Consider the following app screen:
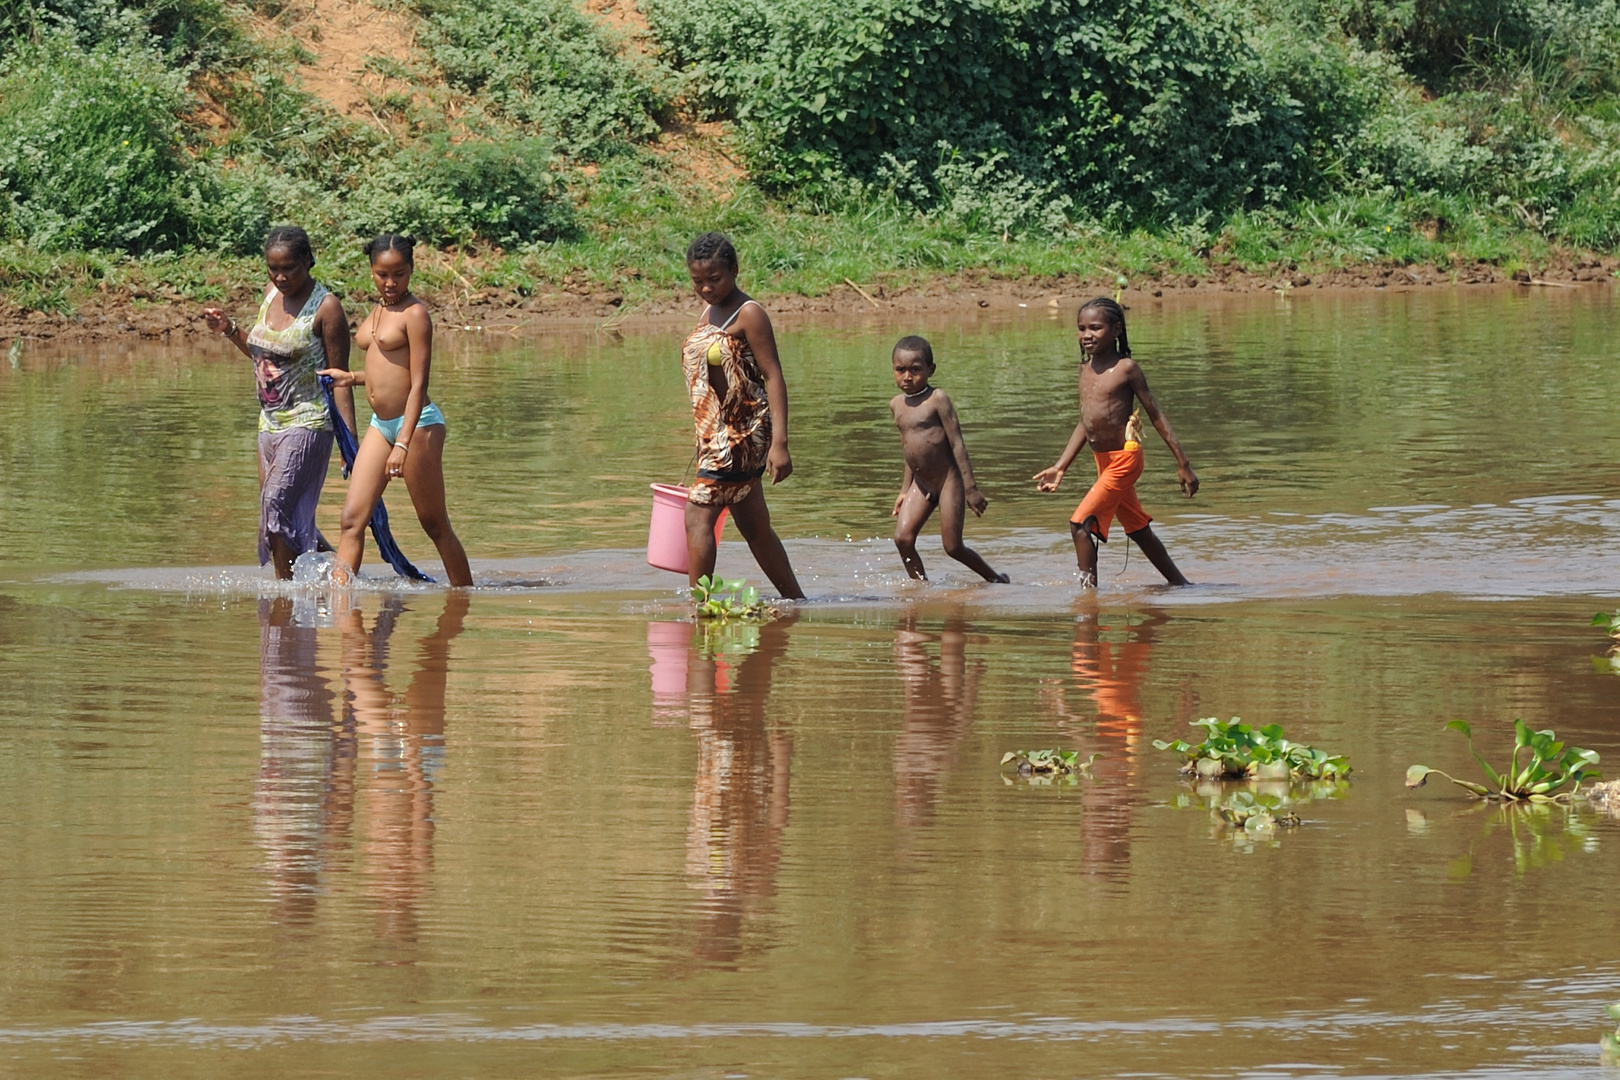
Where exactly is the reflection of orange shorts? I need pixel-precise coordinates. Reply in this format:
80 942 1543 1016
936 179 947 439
1070 442 1151 541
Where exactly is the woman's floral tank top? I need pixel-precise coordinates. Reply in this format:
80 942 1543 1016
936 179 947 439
247 283 332 434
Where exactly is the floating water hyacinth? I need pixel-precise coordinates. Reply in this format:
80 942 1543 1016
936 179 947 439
691 575 779 622
1593 610 1620 675
1407 719 1599 802
1600 1002 1620 1063
999 749 1100 787
1153 717 1351 781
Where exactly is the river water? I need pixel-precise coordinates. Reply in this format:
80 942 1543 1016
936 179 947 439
1 287 1618 1077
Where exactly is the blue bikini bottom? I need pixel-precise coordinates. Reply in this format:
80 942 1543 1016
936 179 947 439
369 402 445 443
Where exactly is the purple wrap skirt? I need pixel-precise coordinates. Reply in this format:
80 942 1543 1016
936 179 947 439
258 427 334 566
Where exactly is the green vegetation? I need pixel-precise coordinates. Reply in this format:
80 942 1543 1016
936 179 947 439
1153 717 1351 780
2 0 1619 311
999 748 1099 783
1210 790 1302 833
1594 610 1620 674
691 574 777 621
1601 1002 1620 1062
1406 719 1601 802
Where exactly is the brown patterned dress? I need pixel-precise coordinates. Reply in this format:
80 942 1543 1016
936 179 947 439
682 301 772 506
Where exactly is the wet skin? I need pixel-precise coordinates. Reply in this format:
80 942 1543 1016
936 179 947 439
888 349 1005 583
318 249 472 587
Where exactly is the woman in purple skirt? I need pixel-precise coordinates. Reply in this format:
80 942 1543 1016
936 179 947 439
202 227 356 578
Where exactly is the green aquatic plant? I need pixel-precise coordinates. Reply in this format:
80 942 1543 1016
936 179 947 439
1601 1002 1620 1063
1000 748 1099 781
691 575 778 622
1406 719 1600 802
1153 717 1351 780
1593 610 1620 675
1211 790 1301 834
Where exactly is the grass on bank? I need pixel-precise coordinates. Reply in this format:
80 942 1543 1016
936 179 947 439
3 0 1619 317
0 157 1603 319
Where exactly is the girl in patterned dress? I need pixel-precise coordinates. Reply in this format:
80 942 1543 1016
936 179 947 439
681 233 804 599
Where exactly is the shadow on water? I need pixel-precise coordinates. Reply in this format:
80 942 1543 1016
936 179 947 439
254 591 467 957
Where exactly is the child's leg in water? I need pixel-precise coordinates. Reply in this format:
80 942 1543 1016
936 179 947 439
936 472 1008 583
334 426 394 580
892 481 937 580
1071 517 1101 586
1124 525 1189 586
401 425 473 587
727 484 806 600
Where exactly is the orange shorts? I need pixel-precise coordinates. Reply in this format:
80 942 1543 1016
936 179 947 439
1070 442 1151 541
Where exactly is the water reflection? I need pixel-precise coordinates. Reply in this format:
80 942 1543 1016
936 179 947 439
893 609 982 830
253 596 339 928
1048 608 1174 878
648 615 797 968
253 592 467 952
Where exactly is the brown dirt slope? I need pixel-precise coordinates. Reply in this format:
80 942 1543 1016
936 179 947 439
256 0 419 119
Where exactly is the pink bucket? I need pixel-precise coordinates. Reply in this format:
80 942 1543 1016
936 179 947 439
647 483 727 573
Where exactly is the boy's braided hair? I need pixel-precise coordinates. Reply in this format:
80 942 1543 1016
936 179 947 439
686 231 738 271
1079 297 1131 356
264 224 315 268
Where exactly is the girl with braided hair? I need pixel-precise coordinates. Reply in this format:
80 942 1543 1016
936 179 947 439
1032 298 1199 586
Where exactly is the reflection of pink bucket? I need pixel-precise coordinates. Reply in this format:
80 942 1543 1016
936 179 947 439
648 483 727 574
647 620 694 721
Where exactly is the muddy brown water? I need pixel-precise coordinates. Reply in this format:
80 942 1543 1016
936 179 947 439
1 288 1618 1077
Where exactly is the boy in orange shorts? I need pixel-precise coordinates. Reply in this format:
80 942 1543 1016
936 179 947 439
1032 298 1199 586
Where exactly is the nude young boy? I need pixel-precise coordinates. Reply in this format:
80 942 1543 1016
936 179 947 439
1031 298 1198 586
890 335 1009 583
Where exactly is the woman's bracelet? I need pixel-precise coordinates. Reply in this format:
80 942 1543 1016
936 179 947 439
397 441 410 454
222 320 238 338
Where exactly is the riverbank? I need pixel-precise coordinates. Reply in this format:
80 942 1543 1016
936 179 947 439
5 249 1616 344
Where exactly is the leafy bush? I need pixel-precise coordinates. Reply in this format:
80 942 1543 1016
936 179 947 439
348 135 573 247
1333 0 1620 91
0 35 207 252
1333 0 1543 83
0 0 245 64
410 0 666 158
645 0 1364 225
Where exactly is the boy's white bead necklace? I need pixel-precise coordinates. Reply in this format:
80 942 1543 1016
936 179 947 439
903 385 933 404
